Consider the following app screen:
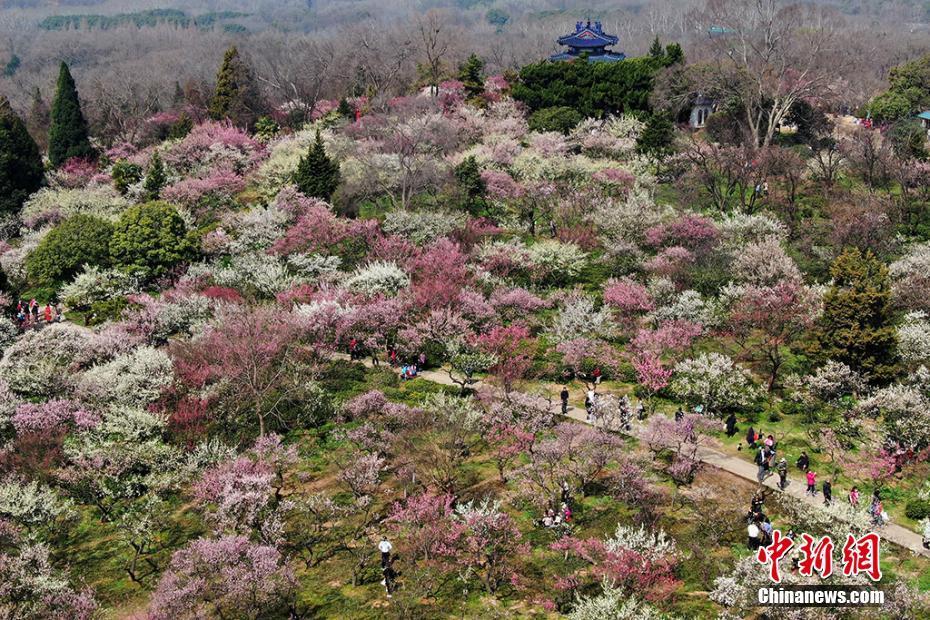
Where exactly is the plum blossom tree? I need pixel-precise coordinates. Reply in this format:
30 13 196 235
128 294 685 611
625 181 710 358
720 279 822 390
385 492 462 609
0 541 97 620
453 498 526 594
568 582 666 620
632 353 672 414
603 277 654 330
149 535 298 620
552 523 681 603
476 324 536 392
517 423 622 504
194 434 297 545
550 295 614 342
556 338 620 390
171 307 316 437
445 340 497 395
645 413 718 485
60 406 181 523
394 393 483 497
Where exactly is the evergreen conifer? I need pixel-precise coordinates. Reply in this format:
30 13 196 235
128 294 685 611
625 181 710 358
294 131 340 202
48 62 94 167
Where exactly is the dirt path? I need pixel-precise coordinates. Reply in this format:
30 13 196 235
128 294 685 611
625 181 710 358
336 354 930 557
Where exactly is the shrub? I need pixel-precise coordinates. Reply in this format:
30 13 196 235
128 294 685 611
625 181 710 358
528 106 583 134
110 202 196 279
905 499 930 520
111 160 143 195
26 214 113 287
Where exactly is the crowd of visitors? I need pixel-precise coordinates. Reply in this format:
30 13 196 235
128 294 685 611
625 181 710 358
347 340 427 381
14 298 63 330
537 480 574 533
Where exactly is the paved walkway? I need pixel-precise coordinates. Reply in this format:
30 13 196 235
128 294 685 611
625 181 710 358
337 355 930 557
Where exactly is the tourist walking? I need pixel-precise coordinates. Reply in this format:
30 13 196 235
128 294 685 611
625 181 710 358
746 426 756 449
378 536 392 569
755 447 769 482
776 458 788 490
806 470 817 496
560 386 569 415
747 521 761 550
822 480 832 505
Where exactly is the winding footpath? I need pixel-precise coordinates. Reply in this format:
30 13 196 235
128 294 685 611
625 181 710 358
337 355 930 558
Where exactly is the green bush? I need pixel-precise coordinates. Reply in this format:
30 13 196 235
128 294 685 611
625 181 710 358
111 160 142 195
528 106 583 134
905 499 930 520
110 201 196 279
26 214 113 287
87 297 128 326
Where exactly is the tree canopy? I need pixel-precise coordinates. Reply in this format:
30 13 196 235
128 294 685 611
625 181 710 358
0 96 44 216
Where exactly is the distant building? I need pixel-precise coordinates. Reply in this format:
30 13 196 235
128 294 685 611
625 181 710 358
690 94 717 129
550 20 626 63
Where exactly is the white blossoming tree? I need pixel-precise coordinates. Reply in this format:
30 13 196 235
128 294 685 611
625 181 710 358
345 261 410 297
671 353 758 417
897 311 930 366
550 295 614 343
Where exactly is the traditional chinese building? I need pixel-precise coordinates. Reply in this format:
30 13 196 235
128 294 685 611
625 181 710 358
550 20 626 63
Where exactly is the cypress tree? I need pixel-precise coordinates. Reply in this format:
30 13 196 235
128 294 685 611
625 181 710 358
209 46 265 129
293 131 340 202
0 96 44 216
48 62 94 167
817 247 898 384
143 151 167 200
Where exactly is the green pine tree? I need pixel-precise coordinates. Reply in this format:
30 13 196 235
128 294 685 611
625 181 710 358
816 248 898 384
453 155 487 216
649 36 664 59
0 96 44 216
143 151 167 200
209 46 265 129
458 54 486 99
636 111 676 159
293 131 340 201
168 113 193 140
665 43 685 65
337 98 353 120
48 62 94 167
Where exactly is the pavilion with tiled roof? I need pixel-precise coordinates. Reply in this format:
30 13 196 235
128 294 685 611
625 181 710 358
550 20 626 63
